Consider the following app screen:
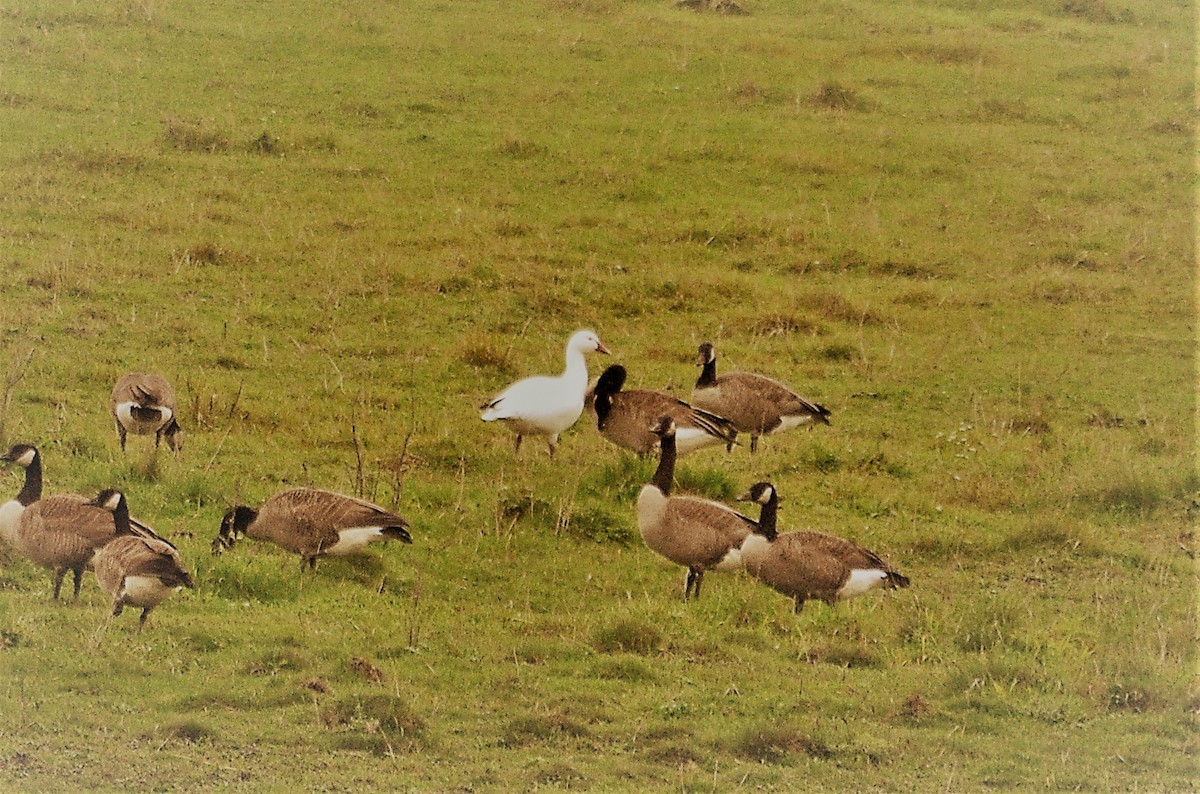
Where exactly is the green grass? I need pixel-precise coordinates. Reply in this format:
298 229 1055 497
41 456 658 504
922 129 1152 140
0 0 1196 790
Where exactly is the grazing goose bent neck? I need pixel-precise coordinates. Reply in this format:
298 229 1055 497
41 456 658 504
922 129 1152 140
592 364 627 430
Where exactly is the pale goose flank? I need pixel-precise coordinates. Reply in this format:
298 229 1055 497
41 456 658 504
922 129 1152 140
737 481 909 613
0 443 43 549
111 372 183 453
636 416 756 601
480 329 610 458
692 342 830 453
212 487 413 570
589 364 737 456
88 489 195 631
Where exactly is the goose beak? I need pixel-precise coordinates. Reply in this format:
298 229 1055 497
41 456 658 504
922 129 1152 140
736 490 753 502
596 341 611 355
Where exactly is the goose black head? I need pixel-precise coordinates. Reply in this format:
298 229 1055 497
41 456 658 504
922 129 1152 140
737 481 777 506
87 488 127 513
0 443 39 468
593 365 627 427
696 342 716 367
594 364 627 397
212 505 256 554
648 415 677 439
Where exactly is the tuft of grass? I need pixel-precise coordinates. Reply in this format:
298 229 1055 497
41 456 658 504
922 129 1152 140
1085 477 1169 517
163 118 229 153
593 620 662 655
811 81 866 111
673 467 738 501
728 724 833 764
592 657 655 682
501 713 590 748
320 693 426 753
163 720 216 744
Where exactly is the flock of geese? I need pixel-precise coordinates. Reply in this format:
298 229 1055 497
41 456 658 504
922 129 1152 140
0 328 909 630
478 328 904 610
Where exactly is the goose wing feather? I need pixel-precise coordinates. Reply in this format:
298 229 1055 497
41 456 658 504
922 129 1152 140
17 495 115 567
100 535 194 589
659 496 755 567
698 372 828 431
111 373 176 410
753 532 852 600
601 391 736 453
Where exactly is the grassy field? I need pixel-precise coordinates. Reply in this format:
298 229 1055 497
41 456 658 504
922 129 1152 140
0 0 1195 790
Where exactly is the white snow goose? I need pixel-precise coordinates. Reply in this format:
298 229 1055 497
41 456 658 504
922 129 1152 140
480 329 610 458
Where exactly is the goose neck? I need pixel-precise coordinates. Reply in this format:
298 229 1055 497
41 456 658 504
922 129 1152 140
562 346 589 392
651 433 677 495
594 392 613 429
112 499 133 536
756 494 779 541
696 356 718 389
17 454 42 506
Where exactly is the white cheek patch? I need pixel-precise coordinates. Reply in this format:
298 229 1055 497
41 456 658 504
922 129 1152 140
837 568 888 599
15 449 37 467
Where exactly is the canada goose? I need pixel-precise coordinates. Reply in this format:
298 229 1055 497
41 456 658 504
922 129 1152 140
212 487 413 570
0 443 42 549
480 329 610 458
589 364 737 456
110 372 183 452
737 481 909 613
87 489 194 630
636 416 756 601
692 342 830 453
15 492 136 600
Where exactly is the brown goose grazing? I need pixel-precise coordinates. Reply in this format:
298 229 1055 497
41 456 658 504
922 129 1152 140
692 342 830 453
480 329 611 458
88 489 194 631
212 487 412 570
589 364 737 456
636 416 755 601
110 372 183 452
737 481 909 613
0 443 42 550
